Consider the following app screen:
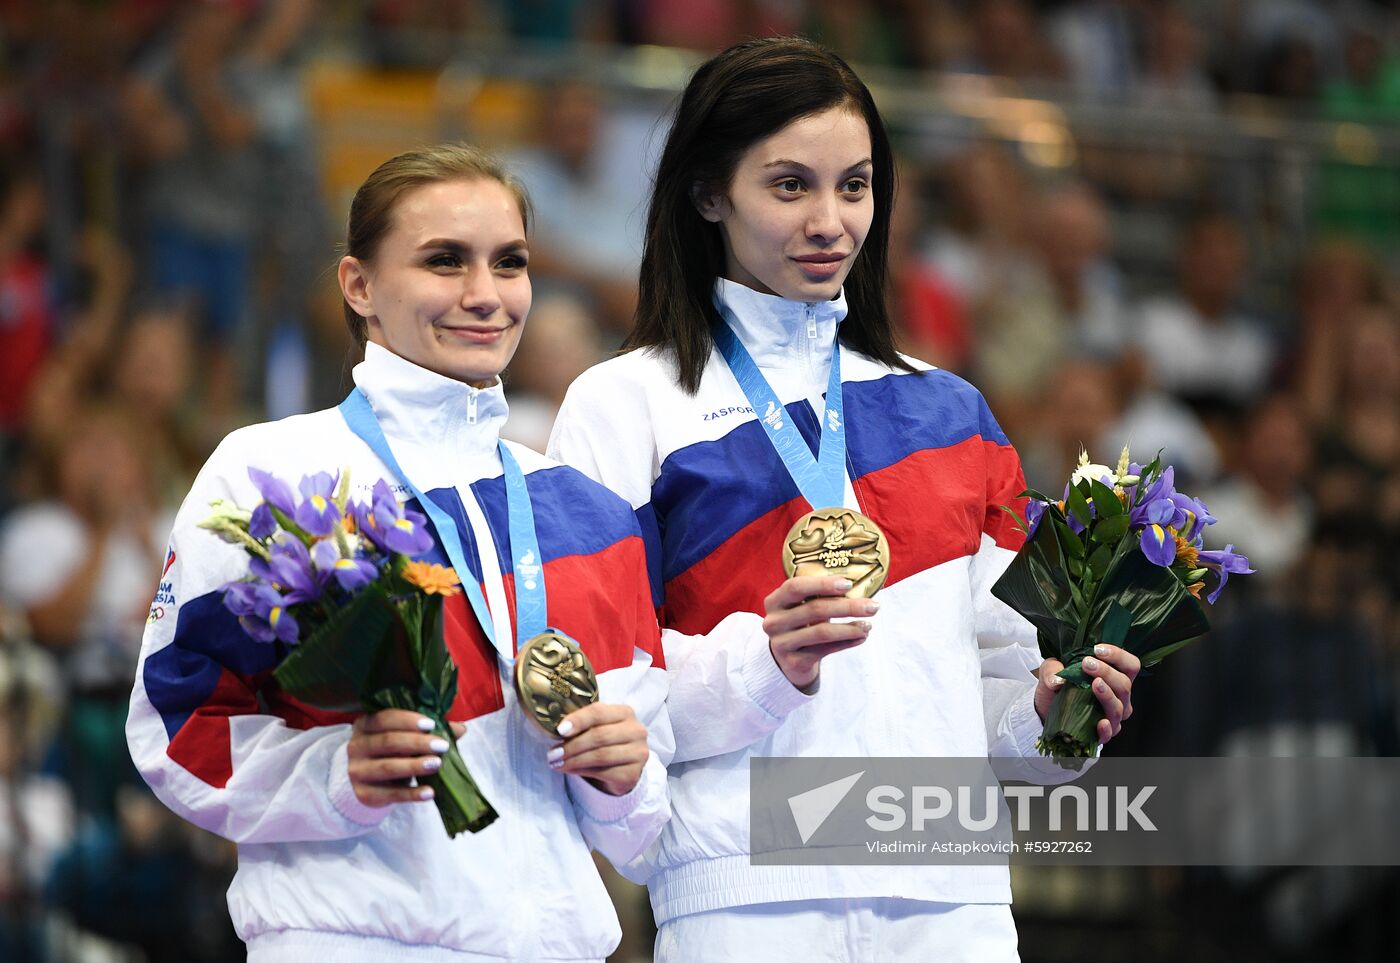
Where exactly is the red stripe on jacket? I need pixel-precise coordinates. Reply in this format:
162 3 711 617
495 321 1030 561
661 437 1027 636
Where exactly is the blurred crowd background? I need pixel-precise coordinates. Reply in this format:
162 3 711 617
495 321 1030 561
1 0 1398 960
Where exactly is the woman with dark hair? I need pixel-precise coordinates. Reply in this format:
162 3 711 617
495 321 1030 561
127 144 672 961
550 38 1139 959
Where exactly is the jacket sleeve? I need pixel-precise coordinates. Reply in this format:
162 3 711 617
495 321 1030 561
126 432 391 844
548 367 814 768
969 410 1095 784
565 512 673 874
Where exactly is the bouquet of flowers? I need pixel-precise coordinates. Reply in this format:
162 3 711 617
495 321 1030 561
992 448 1253 768
199 468 497 836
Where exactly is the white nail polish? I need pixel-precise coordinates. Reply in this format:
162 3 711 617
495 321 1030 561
422 756 441 771
546 746 564 763
557 720 575 737
429 738 449 753
419 787 434 800
417 717 435 732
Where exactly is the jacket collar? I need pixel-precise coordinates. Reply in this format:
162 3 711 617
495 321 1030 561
351 341 508 458
713 278 847 369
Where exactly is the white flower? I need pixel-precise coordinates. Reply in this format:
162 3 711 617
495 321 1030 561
1071 462 1115 487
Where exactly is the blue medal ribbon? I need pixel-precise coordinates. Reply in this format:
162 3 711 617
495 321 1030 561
339 388 548 664
711 304 847 511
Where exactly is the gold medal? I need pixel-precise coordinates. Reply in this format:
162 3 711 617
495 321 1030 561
513 630 600 737
782 508 890 598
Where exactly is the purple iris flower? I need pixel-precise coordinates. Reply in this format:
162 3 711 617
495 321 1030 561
1197 544 1254 604
248 467 297 516
249 503 277 540
294 472 342 537
1128 466 1177 529
1025 498 1047 539
221 580 264 618
223 581 298 644
359 480 435 557
266 536 326 605
1140 523 1177 567
1169 492 1215 542
311 538 379 592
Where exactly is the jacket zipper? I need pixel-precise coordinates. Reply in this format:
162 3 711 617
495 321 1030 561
466 388 479 425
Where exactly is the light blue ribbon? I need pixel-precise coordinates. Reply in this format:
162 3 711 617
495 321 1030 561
711 306 847 511
339 388 547 664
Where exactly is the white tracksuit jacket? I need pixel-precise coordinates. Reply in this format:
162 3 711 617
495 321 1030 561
549 279 1083 926
127 343 673 961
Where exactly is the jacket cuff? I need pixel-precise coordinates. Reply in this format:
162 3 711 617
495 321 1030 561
741 623 816 718
327 737 392 827
567 754 655 824
1007 689 1099 780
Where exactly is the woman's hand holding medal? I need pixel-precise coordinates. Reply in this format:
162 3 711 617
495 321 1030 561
762 575 877 691
547 703 651 796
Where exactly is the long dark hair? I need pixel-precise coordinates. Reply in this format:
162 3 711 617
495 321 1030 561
624 36 911 393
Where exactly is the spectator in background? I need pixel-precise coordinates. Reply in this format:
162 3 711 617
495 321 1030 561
1317 21 1400 254
1016 354 1123 495
504 79 647 337
123 0 261 429
108 302 210 505
1315 304 1400 487
972 181 1128 429
952 0 1066 83
888 169 971 372
0 620 72 963
0 406 171 818
1198 394 1315 590
1137 1 1217 111
1292 238 1386 426
0 158 51 512
1134 212 1276 411
1100 349 1222 485
502 292 603 452
1048 0 1142 99
925 141 1034 315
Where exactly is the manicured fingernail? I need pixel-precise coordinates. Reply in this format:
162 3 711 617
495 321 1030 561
856 620 873 633
1083 656 1100 671
418 787 434 800
1093 644 1109 657
429 738 449 753
1094 678 1107 692
833 578 853 590
1049 675 1065 687
549 757 564 770
417 717 435 732
557 720 575 737
864 600 880 614
547 746 564 763
422 756 442 771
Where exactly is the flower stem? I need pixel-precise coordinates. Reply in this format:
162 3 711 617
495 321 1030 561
1036 683 1103 771
422 717 498 836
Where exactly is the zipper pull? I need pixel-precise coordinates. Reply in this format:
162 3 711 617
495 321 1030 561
466 389 478 425
806 305 817 340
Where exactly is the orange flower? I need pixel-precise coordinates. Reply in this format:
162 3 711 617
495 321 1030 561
403 560 462 596
1186 581 1205 599
1174 536 1199 568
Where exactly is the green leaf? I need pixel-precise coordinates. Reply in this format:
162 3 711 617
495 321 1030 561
268 505 312 546
990 513 1081 660
1066 484 1093 529
1050 513 1085 559
1087 543 1114 580
1089 479 1123 518
997 504 1030 537
272 585 404 712
1092 514 1130 544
